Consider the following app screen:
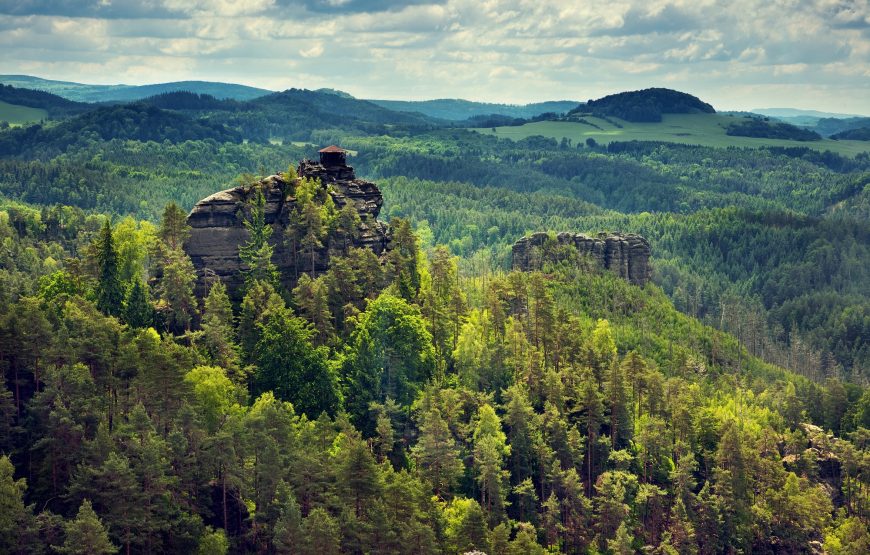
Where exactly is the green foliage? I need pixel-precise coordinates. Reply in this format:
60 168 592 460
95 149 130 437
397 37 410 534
58 499 117 555
94 220 123 317
239 186 278 288
253 308 339 418
727 118 822 141
576 87 715 122
342 293 435 431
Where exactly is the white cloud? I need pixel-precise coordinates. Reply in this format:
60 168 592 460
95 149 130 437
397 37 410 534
0 0 868 113
299 42 324 57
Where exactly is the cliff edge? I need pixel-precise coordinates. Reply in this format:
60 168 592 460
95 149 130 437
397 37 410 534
512 231 652 286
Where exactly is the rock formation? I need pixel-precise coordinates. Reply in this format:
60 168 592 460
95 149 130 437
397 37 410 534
185 151 389 299
512 231 652 286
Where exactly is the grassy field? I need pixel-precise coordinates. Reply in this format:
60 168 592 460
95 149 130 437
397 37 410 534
0 100 47 126
473 113 870 157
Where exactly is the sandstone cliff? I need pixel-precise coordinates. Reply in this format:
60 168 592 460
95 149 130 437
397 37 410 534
512 231 652 286
185 157 389 298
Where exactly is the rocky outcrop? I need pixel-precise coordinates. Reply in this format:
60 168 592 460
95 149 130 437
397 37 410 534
512 231 652 286
185 157 389 299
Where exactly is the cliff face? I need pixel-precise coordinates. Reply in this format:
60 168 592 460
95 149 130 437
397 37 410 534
512 231 652 286
185 158 389 299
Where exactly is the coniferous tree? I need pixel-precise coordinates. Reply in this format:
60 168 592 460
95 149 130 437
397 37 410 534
95 220 123 318
58 499 117 555
239 186 279 288
412 406 463 499
122 280 153 329
300 508 340 555
199 280 242 380
156 247 197 333
472 403 510 523
159 202 189 251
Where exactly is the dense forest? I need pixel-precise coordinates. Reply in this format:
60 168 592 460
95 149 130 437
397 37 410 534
0 84 869 554
725 120 822 142
570 89 715 123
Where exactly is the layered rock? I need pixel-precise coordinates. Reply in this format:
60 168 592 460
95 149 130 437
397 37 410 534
512 231 652 286
185 157 389 299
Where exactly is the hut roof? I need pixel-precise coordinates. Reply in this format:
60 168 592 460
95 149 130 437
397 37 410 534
318 145 346 153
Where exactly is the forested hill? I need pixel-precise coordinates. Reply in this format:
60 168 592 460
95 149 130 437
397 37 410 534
0 79 868 553
0 104 242 157
0 84 91 118
572 88 716 122
0 74 272 102
2 176 869 553
369 98 580 121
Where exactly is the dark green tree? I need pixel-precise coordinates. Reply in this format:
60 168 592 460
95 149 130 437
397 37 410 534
95 220 123 318
253 308 339 418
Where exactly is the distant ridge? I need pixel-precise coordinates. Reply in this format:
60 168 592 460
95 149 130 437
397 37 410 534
752 108 866 119
572 88 715 122
0 75 272 102
368 98 580 121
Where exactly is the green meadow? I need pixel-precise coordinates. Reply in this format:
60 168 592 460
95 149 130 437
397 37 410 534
473 112 870 156
0 99 47 126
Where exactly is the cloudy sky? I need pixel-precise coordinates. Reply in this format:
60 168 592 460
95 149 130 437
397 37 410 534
1 0 869 112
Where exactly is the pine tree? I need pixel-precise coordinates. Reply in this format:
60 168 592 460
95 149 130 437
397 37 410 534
293 274 335 345
159 202 190 251
300 508 340 555
156 247 197 334
412 406 463 499
0 455 35 553
58 499 117 555
199 280 242 380
386 217 420 300
472 403 509 523
95 220 123 318
239 187 279 288
122 280 153 329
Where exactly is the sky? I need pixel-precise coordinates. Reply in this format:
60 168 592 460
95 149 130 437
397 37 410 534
1 0 869 113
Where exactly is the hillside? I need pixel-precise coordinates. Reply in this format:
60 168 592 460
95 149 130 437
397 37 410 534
200 88 443 142
0 84 91 119
726 118 822 141
473 113 870 156
0 81 868 555
832 127 870 140
0 103 241 157
0 74 272 102
571 88 715 122
369 98 579 121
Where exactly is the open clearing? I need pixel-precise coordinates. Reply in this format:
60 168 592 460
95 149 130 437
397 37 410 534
0 100 47 126
473 113 870 157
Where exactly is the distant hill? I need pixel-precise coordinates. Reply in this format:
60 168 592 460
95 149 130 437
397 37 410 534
0 75 272 102
726 119 822 141
831 127 870 141
571 88 715 122
0 84 91 118
368 98 579 121
140 91 240 111
195 88 443 142
0 103 241 157
811 117 870 137
752 108 865 119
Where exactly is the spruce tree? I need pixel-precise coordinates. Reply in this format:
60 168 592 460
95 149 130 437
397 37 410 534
95 220 123 318
58 499 117 555
122 280 153 329
239 187 279 288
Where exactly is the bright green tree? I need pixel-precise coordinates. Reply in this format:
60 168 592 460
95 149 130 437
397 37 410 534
239 186 279 288
58 499 117 555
